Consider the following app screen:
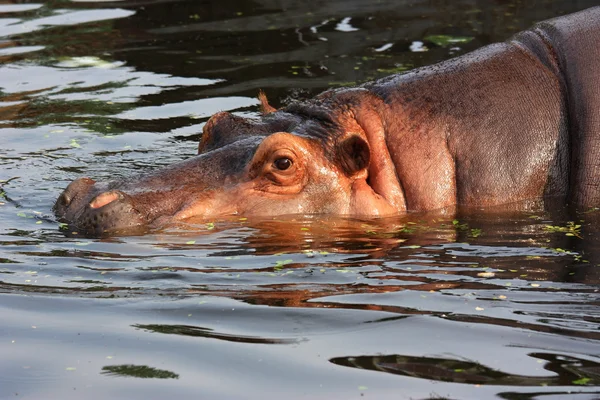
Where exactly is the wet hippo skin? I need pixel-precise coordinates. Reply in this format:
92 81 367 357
55 7 600 236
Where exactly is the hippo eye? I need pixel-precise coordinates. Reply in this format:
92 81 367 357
273 157 292 171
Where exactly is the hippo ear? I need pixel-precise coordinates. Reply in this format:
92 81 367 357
258 90 277 114
337 135 370 178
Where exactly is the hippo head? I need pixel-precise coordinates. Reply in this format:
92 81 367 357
55 90 406 236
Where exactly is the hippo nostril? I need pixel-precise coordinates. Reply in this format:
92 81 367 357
54 177 99 216
90 191 124 209
58 192 72 207
57 177 96 207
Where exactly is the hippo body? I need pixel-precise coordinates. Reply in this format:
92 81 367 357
55 7 600 235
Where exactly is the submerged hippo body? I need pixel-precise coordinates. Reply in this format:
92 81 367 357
56 7 600 235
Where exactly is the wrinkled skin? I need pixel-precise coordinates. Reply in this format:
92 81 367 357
55 7 600 236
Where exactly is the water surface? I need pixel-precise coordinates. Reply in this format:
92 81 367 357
1 1 599 399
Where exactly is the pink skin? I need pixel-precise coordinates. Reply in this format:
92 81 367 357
90 191 122 209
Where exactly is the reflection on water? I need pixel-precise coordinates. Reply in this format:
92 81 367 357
1 0 599 399
134 323 300 344
330 353 600 387
101 364 179 379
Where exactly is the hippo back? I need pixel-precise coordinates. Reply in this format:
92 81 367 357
521 7 600 208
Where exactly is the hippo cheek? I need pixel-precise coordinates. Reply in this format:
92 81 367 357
70 190 148 236
167 190 240 222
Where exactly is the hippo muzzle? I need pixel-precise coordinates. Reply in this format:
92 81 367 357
54 178 147 236
55 137 263 236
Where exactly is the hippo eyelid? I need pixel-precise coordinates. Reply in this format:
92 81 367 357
59 192 72 206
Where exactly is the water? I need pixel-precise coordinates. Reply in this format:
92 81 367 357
1 1 599 399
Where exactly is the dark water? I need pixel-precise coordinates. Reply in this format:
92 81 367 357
1 1 600 399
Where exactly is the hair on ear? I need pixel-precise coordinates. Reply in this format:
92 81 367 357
338 135 370 177
258 90 277 114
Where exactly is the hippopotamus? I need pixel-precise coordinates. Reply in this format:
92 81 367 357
55 7 600 236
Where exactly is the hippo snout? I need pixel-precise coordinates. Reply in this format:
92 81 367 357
55 178 147 236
